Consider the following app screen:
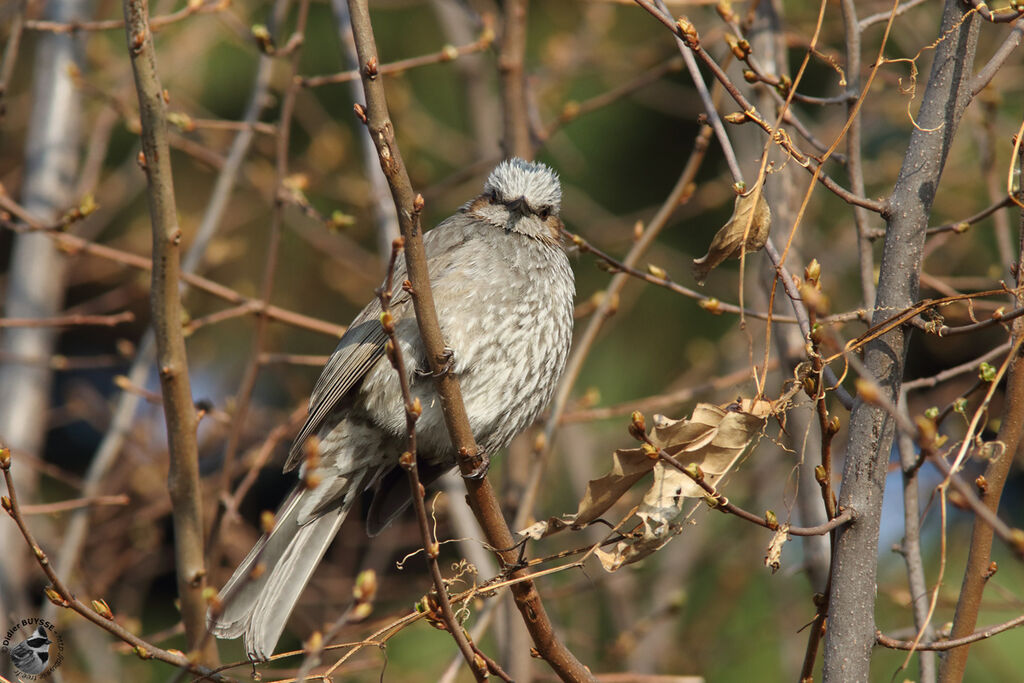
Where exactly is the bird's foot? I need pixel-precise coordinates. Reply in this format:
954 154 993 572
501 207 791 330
416 346 455 378
464 451 490 480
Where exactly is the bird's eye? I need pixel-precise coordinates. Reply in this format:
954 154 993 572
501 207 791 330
538 207 551 220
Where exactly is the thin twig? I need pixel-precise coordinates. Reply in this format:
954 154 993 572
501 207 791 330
0 200 345 337
878 614 1024 651
26 0 227 33
634 0 886 214
375 238 487 680
560 362 772 424
643 435 856 537
301 24 493 88
20 494 130 515
0 311 134 328
902 342 1011 391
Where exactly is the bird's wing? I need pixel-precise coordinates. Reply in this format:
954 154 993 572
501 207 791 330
283 215 466 472
284 295 395 472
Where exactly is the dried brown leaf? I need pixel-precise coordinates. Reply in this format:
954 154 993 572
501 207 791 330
764 523 790 574
573 448 657 526
692 182 771 285
595 400 769 571
518 517 573 540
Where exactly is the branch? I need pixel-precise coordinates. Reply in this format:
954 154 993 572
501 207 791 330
121 0 214 662
840 0 878 308
823 2 981 680
26 0 227 33
878 614 1024 651
940 154 1024 682
377 237 487 681
858 0 930 31
498 0 531 158
0 196 345 337
0 0 85 626
0 311 134 328
302 24 493 88
633 0 885 214
645 437 855 537
896 401 937 681
345 2 595 680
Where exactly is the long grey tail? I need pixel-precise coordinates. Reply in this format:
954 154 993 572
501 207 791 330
208 478 363 661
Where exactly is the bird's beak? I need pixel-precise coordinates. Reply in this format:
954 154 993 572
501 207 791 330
506 196 527 215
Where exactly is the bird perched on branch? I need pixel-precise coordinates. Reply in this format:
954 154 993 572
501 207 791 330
209 158 575 660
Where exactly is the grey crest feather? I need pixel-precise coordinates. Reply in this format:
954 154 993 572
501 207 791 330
484 158 561 214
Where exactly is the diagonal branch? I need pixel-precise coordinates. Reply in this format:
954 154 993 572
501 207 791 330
939 148 1024 683
345 1 594 680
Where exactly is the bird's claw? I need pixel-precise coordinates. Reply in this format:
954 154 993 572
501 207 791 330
416 346 455 378
464 452 490 480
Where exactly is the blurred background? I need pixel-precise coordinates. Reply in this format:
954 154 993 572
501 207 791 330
1 0 1024 680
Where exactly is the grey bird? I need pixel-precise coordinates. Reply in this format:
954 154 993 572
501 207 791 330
10 626 51 676
209 158 575 660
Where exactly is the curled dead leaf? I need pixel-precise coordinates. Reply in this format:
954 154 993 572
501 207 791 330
516 399 770 560
517 517 573 540
594 400 769 571
764 523 790 574
692 181 771 285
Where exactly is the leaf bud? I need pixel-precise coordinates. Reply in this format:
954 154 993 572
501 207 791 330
92 598 114 620
354 569 378 602
628 411 646 440
647 264 667 280
675 16 699 48
699 297 723 315
804 258 821 284
44 586 66 607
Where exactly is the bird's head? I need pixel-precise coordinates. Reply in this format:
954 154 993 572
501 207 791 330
466 158 563 243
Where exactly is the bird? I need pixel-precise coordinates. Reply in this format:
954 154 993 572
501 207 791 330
209 158 575 661
10 625 52 676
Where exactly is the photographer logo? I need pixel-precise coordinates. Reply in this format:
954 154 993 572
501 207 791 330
2 618 64 679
